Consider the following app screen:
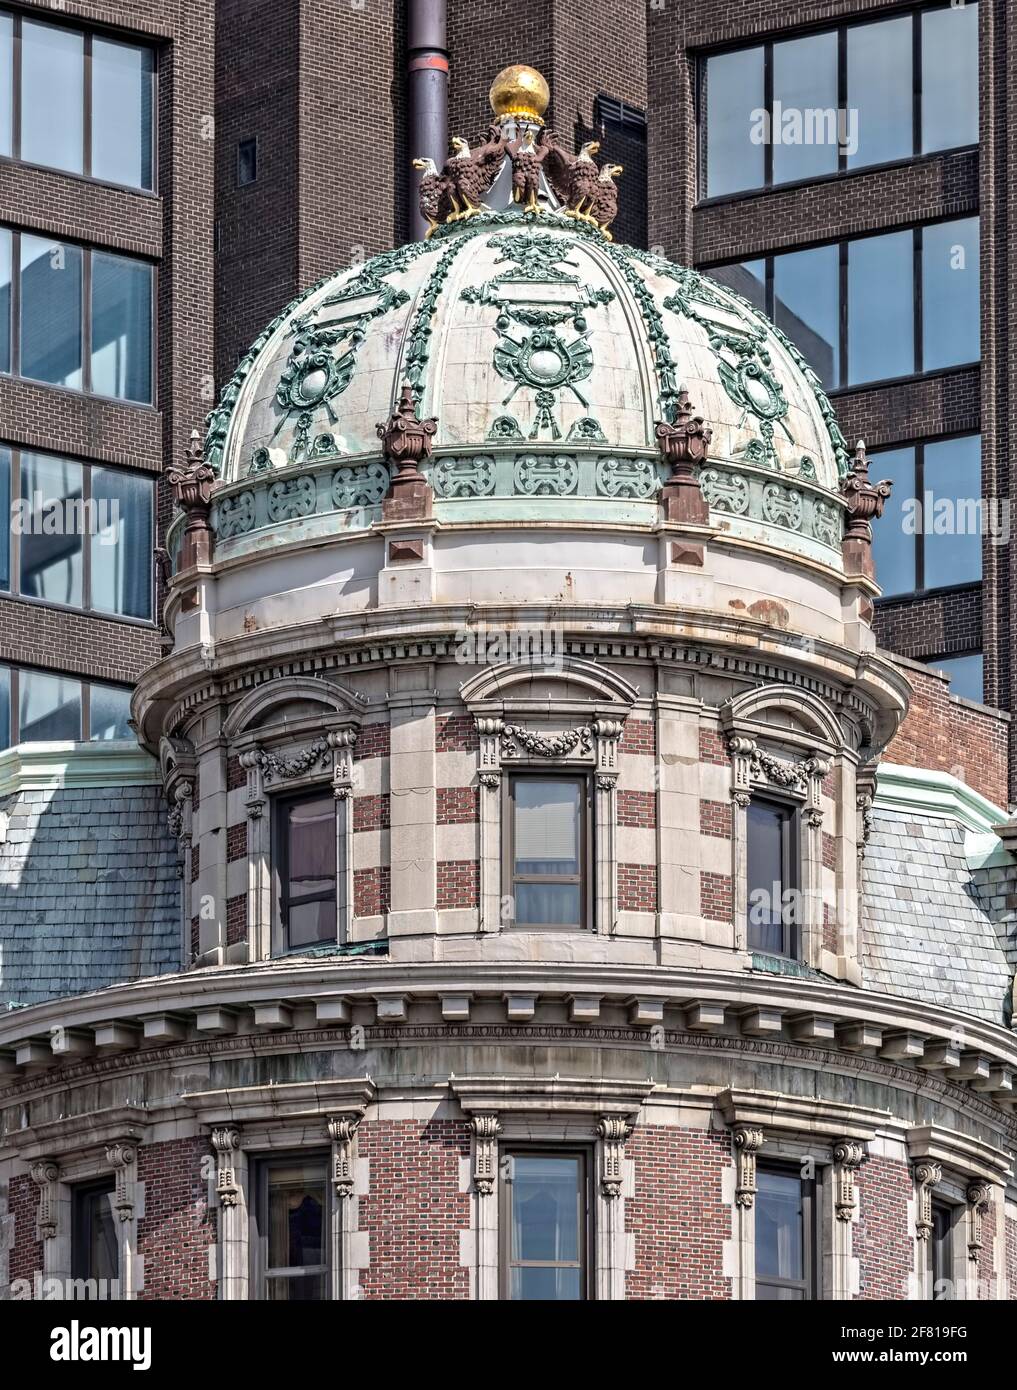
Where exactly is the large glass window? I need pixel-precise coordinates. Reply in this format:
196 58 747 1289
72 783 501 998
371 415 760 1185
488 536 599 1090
704 47 764 198
253 1156 329 1302
2 229 154 403
4 447 154 620
1 11 154 190
20 235 83 390
19 667 81 742
509 775 587 929
71 1180 119 1297
746 796 798 959
871 436 982 598
91 38 155 190
89 683 132 741
755 1166 819 1300
0 664 130 746
501 1151 587 1301
276 792 339 951
923 218 980 371
710 217 979 389
700 5 979 198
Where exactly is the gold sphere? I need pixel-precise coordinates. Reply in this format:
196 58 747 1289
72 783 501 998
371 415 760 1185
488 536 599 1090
489 65 550 124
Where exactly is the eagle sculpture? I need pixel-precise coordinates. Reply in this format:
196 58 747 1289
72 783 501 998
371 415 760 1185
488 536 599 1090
507 128 548 214
543 138 602 223
589 163 624 240
414 131 507 237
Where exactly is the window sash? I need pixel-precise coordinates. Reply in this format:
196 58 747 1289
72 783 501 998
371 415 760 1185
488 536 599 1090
1 8 155 191
274 791 342 953
930 1201 954 1299
746 794 800 959
700 3 979 200
499 1149 590 1302
506 774 590 929
755 1164 820 1300
0 661 130 747
252 1155 331 1302
71 1178 119 1292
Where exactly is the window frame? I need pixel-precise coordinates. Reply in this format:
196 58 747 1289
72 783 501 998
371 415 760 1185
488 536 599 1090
697 1 979 204
1 444 156 624
2 8 157 194
745 792 801 961
929 1199 956 1300
498 1146 592 1302
273 787 342 955
70 1176 119 1294
0 660 133 748
503 771 592 931
3 227 157 406
250 1150 331 1302
754 1159 821 1301
708 217 980 393
870 431 983 601
237 136 258 187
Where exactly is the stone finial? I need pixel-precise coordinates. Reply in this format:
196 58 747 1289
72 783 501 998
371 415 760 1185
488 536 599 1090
166 429 217 570
378 383 438 522
840 439 892 580
655 388 713 524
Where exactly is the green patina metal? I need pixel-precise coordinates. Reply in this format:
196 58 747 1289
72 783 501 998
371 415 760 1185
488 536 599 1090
461 231 615 441
601 242 681 424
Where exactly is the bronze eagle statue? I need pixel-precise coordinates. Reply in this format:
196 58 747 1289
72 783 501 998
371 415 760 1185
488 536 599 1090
589 163 624 240
542 138 602 223
413 130 508 236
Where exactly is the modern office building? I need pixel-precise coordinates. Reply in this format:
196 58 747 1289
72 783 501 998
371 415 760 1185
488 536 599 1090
0 0 1015 1304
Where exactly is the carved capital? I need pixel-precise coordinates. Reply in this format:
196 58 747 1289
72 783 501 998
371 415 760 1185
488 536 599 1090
211 1126 243 1208
105 1142 139 1223
913 1160 942 1240
832 1139 867 1223
966 1181 991 1261
29 1160 60 1240
470 1114 501 1196
597 1115 631 1199
327 1114 363 1200
732 1125 764 1209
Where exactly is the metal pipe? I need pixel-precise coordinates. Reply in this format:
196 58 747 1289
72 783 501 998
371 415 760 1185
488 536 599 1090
406 0 449 240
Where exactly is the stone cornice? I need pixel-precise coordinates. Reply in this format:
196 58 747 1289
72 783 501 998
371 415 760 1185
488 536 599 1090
449 1075 654 1117
905 1124 1012 1186
14 1104 148 1162
181 1077 376 1126
0 741 160 797
716 1088 884 1142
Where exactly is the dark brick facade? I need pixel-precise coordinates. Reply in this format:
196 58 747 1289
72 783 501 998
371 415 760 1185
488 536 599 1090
436 858 480 909
854 1154 913 1300
137 1137 217 1300
618 862 658 914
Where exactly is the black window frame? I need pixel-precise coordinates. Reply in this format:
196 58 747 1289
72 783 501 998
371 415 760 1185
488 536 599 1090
273 787 342 954
746 792 801 961
0 443 156 624
1 7 157 194
250 1151 331 1302
70 1177 119 1295
1 225 157 406
697 1 979 204
499 1146 592 1302
237 136 258 187
0 660 131 748
930 1199 956 1300
754 1160 822 1301
504 771 592 931
707 216 980 394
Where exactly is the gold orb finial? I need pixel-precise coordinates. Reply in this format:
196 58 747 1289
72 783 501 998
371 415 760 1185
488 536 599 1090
489 65 550 125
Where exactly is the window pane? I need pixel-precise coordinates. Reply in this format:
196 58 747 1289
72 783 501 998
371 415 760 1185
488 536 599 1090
0 446 8 590
935 653 982 704
514 780 580 873
922 3 978 153
266 1161 326 1270
90 468 153 618
0 14 12 158
847 16 913 169
85 1190 118 1283
923 435 982 587
848 231 914 384
705 47 765 197
92 39 155 190
508 1154 582 1302
0 226 10 374
19 668 81 742
91 253 153 403
19 453 84 607
266 1273 326 1302
747 800 786 955
285 796 336 948
772 32 839 184
923 218 979 371
21 20 84 174
90 683 132 741
870 447 917 597
773 244 840 390
0 666 9 750
515 883 581 927
711 259 766 313
20 236 83 389
756 1170 805 1282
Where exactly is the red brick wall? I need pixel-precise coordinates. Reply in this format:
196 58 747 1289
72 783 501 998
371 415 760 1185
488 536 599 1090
618 863 657 913
226 756 246 792
8 1174 42 1285
137 1138 216 1301
354 795 391 833
626 1126 732 1299
620 720 656 757
354 866 391 918
854 1155 913 1300
884 660 1010 808
435 715 479 753
618 790 657 829
356 723 391 762
1006 1214 1017 1301
700 870 732 923
700 799 732 839
226 822 247 862
358 1118 471 1300
437 859 479 909
699 728 728 766
226 894 246 947
437 786 480 824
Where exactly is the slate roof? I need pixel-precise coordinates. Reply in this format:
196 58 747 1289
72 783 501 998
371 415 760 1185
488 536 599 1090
0 785 180 1010
861 807 1013 1027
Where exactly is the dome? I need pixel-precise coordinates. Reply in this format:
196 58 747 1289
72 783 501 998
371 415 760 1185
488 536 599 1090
202 211 850 569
